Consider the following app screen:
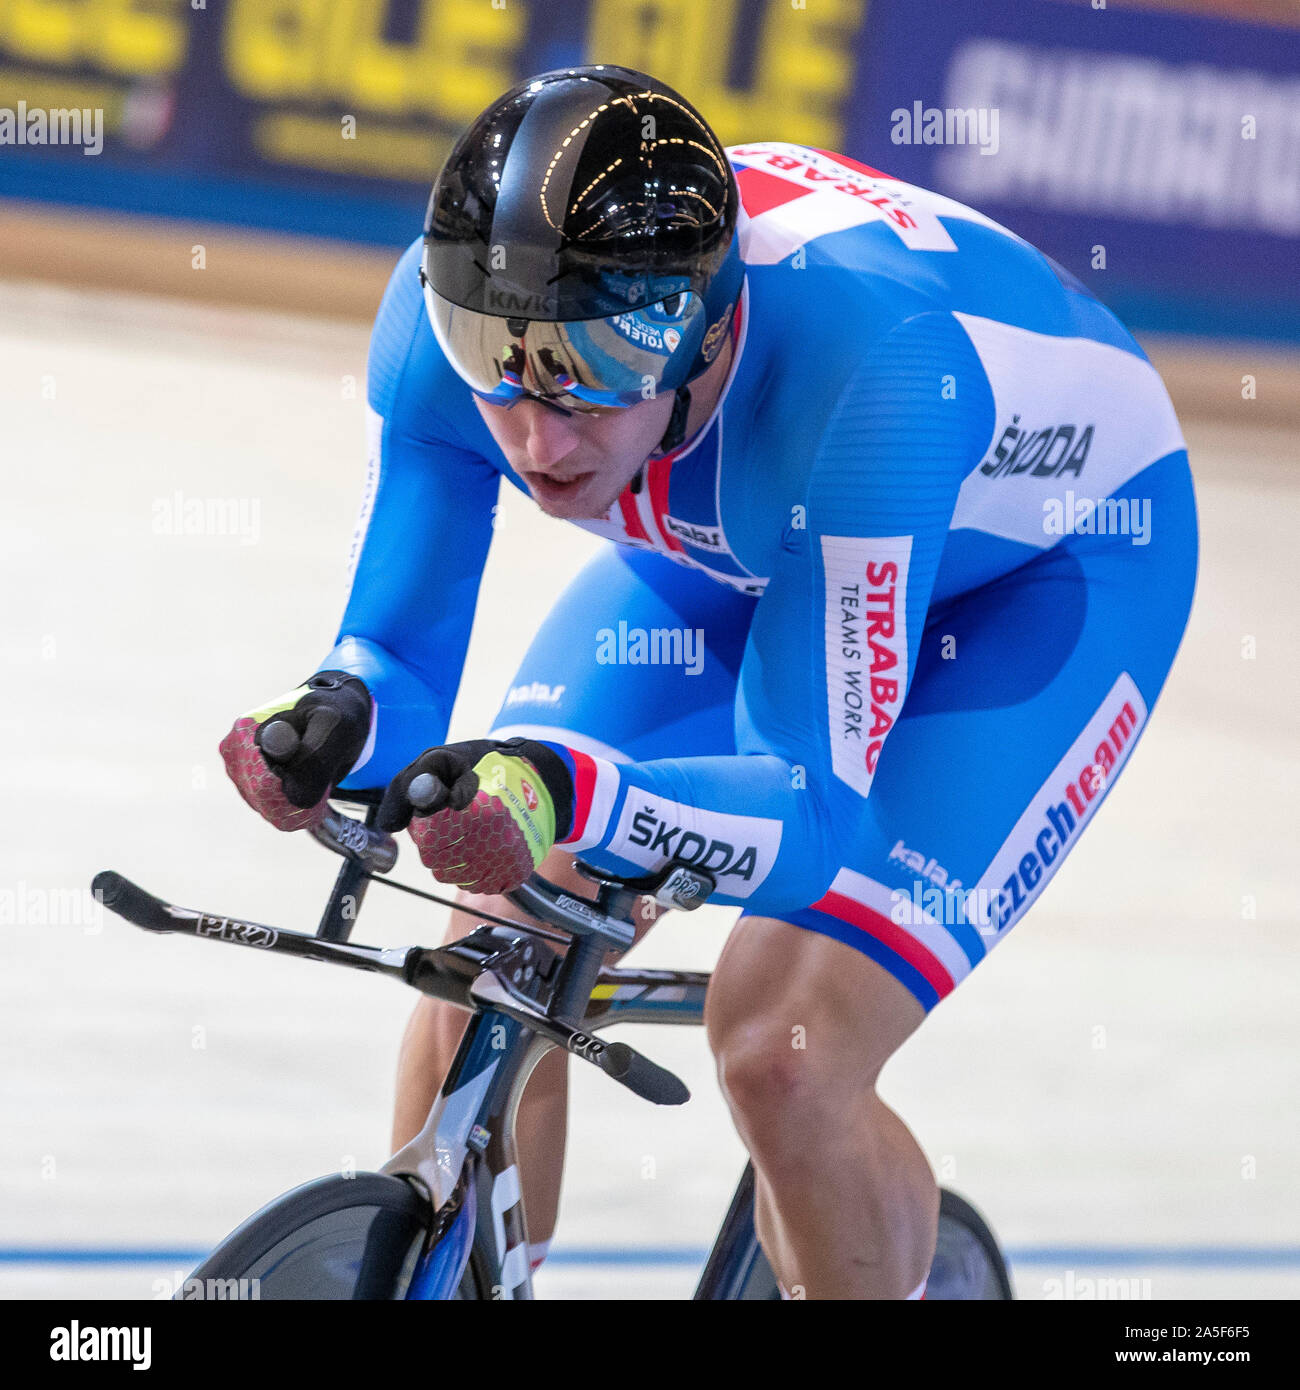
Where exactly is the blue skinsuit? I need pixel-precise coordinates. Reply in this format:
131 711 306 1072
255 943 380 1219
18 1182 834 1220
327 143 1197 1010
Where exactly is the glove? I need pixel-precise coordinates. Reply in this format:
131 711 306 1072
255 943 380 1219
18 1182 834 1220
219 671 372 831
378 737 575 894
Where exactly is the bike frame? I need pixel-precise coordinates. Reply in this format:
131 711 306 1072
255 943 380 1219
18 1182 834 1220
93 792 764 1300
382 942 722 1299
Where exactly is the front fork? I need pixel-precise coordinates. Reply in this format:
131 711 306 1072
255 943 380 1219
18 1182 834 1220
406 1166 478 1300
390 1005 549 1300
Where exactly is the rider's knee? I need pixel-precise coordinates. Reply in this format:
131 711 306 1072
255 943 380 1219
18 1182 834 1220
714 1022 845 1157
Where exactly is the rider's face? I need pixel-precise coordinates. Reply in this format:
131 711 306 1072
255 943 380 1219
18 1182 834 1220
474 390 676 520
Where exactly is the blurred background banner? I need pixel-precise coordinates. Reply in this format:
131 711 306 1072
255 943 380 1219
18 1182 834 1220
0 0 1296 342
851 0 1300 342
0 0 866 244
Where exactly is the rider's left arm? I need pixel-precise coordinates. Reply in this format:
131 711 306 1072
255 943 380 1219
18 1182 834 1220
541 311 995 909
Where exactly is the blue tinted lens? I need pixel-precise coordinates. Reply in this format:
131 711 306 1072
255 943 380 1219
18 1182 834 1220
425 276 705 410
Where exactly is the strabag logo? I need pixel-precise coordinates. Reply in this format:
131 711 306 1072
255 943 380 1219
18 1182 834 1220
732 145 918 232
821 536 912 799
729 143 958 253
609 792 782 899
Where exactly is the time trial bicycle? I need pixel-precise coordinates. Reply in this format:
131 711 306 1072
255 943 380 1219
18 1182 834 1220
92 782 1013 1300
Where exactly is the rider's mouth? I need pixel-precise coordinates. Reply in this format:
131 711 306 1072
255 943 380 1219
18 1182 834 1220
526 471 592 502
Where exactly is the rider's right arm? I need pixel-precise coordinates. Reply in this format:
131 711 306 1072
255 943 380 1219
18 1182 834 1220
320 239 502 789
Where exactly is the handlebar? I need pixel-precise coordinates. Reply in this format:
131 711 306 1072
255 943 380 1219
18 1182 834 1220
255 718 716 930
256 720 398 875
92 869 174 933
309 807 397 873
90 865 693 1107
92 747 720 1108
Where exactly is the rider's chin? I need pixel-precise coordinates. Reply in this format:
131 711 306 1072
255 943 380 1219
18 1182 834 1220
528 471 597 515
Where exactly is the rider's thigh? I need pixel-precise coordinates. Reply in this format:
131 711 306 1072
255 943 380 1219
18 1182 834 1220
754 450 1197 1016
705 914 926 1101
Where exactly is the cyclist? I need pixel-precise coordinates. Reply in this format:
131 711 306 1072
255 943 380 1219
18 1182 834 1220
221 66 1197 1299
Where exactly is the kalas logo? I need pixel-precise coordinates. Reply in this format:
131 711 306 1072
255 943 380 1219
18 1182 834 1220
889 839 961 891
664 515 724 549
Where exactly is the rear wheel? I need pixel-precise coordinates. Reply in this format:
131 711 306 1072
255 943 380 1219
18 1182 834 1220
927 1188 1015 1300
696 1165 1013 1299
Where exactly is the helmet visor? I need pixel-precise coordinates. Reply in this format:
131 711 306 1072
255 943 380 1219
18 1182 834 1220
422 274 709 411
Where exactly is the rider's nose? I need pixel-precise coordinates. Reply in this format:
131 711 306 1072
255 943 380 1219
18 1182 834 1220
519 402 579 472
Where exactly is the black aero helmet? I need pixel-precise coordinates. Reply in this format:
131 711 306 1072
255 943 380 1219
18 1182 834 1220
420 65 743 427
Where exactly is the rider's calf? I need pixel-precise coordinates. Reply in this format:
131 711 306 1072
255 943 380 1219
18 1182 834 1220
704 915 937 1297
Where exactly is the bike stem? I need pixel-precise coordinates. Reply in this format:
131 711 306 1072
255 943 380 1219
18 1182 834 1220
548 933 608 1024
311 802 393 943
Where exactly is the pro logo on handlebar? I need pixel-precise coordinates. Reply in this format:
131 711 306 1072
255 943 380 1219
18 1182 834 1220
334 818 372 855
196 915 279 949
656 866 712 909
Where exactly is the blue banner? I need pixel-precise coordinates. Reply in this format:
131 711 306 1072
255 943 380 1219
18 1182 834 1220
849 0 1300 340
